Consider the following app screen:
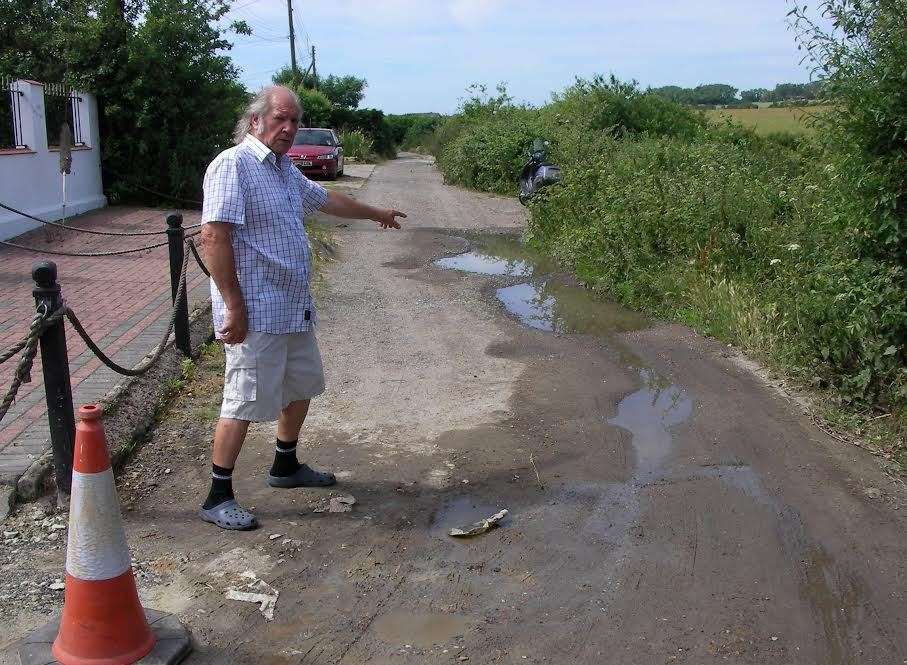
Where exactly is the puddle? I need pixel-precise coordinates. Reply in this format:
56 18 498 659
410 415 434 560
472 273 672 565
497 279 649 335
434 233 555 277
436 251 535 276
430 496 509 539
697 464 775 507
607 369 692 477
371 611 472 648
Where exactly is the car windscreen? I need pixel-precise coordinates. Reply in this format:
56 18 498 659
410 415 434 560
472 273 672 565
294 130 335 146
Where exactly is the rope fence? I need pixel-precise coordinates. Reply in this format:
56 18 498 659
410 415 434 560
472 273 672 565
0 211 208 492
0 201 202 236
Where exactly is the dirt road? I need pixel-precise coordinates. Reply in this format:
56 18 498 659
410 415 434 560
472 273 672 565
2 154 905 664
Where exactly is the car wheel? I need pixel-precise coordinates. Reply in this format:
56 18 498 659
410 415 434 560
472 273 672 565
337 158 344 177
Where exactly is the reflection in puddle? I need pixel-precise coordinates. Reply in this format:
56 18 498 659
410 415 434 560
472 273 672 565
496 280 649 335
435 251 534 276
434 233 556 277
608 369 692 476
371 611 471 648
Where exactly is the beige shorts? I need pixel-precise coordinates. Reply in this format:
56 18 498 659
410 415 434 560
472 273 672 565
220 330 325 422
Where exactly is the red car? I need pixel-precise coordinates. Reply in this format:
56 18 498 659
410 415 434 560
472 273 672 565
287 128 344 179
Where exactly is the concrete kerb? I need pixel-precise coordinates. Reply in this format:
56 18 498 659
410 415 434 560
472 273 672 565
11 300 215 506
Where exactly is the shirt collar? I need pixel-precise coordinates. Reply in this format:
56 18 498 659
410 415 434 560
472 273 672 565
243 133 290 170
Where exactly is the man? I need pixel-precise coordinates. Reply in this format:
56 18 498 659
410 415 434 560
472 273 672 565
199 85 405 530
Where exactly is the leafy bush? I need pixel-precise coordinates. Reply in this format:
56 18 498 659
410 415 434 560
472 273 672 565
339 129 373 161
328 107 396 158
429 73 905 429
387 113 444 150
547 75 709 140
296 87 332 127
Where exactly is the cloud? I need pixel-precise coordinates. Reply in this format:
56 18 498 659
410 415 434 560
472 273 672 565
449 0 507 28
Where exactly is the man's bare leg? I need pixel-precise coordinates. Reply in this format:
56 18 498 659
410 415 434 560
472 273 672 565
269 399 336 487
213 417 251 468
277 399 311 440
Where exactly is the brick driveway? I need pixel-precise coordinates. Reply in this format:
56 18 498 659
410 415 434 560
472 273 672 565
0 207 210 485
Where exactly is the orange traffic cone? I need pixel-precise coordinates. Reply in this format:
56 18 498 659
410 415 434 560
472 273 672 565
52 404 155 665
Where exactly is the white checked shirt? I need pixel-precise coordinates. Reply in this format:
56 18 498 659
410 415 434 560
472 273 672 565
202 134 329 336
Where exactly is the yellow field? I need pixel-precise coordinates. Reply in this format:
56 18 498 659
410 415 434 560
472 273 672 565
706 106 830 135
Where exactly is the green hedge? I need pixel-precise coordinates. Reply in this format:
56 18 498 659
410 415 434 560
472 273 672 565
429 77 905 433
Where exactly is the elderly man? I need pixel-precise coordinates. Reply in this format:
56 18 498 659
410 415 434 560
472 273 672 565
199 85 405 530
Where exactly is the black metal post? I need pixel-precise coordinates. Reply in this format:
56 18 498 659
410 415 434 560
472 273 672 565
166 212 191 357
32 261 76 495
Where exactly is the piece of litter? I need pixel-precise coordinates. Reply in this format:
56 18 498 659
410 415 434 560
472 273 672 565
269 533 282 540
449 509 509 537
225 575 279 620
314 495 356 513
49 580 65 590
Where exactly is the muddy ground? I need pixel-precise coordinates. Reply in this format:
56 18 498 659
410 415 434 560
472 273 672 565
1 154 905 664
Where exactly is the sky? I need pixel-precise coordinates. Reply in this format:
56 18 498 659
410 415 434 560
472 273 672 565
224 0 818 114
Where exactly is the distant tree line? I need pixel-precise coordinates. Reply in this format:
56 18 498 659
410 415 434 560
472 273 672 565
649 80 826 106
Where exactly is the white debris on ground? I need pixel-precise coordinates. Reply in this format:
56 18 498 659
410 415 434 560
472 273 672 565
224 570 279 620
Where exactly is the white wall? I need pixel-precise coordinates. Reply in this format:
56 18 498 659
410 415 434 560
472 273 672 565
0 80 106 240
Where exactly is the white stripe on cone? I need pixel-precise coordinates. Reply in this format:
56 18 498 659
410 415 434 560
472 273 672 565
66 469 132 581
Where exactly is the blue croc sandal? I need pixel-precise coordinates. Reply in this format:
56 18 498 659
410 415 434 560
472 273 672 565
268 464 336 488
199 499 258 530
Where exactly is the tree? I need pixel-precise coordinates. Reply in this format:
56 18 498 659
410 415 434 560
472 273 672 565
318 74 367 109
792 0 907 263
272 64 315 91
297 87 332 127
740 88 770 102
691 83 738 106
649 85 692 104
0 0 249 205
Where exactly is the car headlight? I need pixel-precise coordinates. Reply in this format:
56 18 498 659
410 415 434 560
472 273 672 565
321 150 338 159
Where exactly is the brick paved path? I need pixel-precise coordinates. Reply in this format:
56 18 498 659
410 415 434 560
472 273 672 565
0 207 210 485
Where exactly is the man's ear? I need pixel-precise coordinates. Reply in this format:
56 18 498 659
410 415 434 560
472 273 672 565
250 114 260 133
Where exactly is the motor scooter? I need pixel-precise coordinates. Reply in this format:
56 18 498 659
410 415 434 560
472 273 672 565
518 138 561 205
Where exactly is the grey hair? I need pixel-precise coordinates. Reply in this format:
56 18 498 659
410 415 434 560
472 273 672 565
233 85 302 144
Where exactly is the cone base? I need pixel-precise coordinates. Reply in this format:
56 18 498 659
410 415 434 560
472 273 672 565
17 608 191 665
52 571 154 665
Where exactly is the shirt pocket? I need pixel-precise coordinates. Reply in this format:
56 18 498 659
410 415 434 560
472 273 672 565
223 344 258 401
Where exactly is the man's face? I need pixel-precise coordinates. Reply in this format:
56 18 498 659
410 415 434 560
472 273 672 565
252 91 300 156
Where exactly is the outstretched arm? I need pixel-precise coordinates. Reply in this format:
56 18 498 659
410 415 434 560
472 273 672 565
320 190 406 229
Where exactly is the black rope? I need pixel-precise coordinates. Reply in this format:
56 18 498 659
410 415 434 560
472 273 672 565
1 201 165 236
63 248 191 376
0 237 170 256
186 237 210 276
0 201 202 236
0 229 200 257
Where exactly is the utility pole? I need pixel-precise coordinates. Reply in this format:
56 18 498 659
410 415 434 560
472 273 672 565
311 45 317 88
287 0 298 76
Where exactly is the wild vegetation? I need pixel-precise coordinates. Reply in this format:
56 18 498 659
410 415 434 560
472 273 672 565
426 4 906 464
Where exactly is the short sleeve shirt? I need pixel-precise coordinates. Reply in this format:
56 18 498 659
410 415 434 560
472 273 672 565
202 134 329 336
